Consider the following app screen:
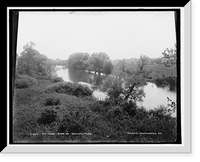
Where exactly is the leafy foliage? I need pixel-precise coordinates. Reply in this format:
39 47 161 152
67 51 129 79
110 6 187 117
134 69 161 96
153 75 176 90
43 97 61 106
68 52 90 70
51 76 64 83
67 52 113 75
37 107 58 125
16 42 56 78
44 82 93 97
13 78 177 143
102 75 124 100
119 100 137 117
103 55 149 102
15 74 38 88
13 42 177 143
103 61 114 75
57 110 86 133
87 52 113 75
162 44 177 67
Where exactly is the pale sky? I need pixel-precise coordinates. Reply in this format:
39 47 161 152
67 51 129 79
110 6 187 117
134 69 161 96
17 11 176 60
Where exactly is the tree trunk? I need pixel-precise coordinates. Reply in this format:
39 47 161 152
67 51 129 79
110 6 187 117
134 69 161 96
124 83 136 100
98 69 101 75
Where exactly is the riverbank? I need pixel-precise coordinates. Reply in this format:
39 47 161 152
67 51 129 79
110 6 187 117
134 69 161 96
13 77 177 143
56 67 176 109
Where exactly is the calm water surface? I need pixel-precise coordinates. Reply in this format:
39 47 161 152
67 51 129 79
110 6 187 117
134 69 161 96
56 66 176 111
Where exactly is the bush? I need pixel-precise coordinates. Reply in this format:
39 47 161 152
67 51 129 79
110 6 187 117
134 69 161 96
119 100 136 117
58 111 85 133
131 106 177 142
148 106 171 119
88 101 110 116
15 74 37 88
134 107 149 120
37 107 58 125
44 82 93 97
52 76 64 83
107 106 124 117
43 97 60 106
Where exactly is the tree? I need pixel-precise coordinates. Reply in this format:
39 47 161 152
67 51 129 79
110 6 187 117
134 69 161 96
103 55 149 103
17 42 40 75
44 58 57 78
161 44 177 112
68 52 90 70
162 44 177 67
103 61 114 75
16 42 56 78
137 55 149 71
55 58 68 67
102 75 124 100
87 52 113 75
33 54 48 75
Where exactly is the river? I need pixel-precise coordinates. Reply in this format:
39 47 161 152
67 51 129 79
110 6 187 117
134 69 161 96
55 66 176 111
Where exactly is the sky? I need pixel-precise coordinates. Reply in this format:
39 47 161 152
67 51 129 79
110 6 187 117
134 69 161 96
17 11 176 60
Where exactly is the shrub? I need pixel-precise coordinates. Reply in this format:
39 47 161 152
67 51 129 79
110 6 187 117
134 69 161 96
15 79 30 88
52 76 64 83
88 101 110 116
44 82 93 97
15 74 37 88
134 107 149 120
119 100 137 117
37 107 58 125
148 106 172 119
131 106 177 142
57 111 85 133
106 106 124 118
43 97 60 106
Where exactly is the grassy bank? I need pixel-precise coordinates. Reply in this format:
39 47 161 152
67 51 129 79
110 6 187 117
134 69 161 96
13 77 177 143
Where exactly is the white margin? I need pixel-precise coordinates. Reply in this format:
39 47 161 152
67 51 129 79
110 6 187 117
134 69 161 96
7 7 10 147
3 4 191 153
181 7 185 146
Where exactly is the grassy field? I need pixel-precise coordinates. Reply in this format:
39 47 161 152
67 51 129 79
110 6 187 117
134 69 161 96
13 77 177 143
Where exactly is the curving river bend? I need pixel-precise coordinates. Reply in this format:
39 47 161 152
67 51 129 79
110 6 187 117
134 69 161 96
55 66 176 111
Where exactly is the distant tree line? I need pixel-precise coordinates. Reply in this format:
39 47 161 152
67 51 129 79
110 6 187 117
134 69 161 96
55 58 68 68
67 52 114 75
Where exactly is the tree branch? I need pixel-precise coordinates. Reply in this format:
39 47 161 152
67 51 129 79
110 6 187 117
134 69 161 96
121 61 132 76
124 83 136 100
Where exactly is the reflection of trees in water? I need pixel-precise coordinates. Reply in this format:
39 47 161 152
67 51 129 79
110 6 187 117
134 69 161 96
154 81 176 92
93 74 106 87
68 68 106 87
152 75 177 92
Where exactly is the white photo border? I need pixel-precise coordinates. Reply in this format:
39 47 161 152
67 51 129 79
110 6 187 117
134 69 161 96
3 2 191 153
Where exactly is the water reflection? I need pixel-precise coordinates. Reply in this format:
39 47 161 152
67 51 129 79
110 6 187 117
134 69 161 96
139 82 176 110
58 68 106 88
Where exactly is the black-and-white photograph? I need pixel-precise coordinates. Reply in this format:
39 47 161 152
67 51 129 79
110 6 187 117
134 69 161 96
11 9 181 144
